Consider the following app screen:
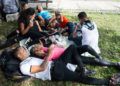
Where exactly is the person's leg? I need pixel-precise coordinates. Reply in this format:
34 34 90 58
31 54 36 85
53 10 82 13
51 61 109 85
0 33 25 49
80 56 119 67
57 45 85 74
58 45 84 67
68 36 82 46
27 27 49 40
77 45 120 68
0 6 6 21
0 36 18 49
7 30 18 39
77 45 102 59
66 22 74 35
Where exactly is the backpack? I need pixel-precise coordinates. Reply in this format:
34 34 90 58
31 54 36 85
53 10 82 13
0 49 29 82
1 0 19 14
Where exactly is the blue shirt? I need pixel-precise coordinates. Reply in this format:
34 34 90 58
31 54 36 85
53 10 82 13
37 11 52 20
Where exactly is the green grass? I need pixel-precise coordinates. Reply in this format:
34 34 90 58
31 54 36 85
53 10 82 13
112 0 120 2
0 12 120 86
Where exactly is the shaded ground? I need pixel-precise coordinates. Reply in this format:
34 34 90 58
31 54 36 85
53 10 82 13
0 12 120 86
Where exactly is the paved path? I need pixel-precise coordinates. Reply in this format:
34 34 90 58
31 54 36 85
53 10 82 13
29 0 120 13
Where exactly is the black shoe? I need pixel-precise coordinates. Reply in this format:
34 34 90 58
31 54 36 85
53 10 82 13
83 68 96 76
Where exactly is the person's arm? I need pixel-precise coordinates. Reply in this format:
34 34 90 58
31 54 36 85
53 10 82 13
30 46 53 73
19 22 33 35
35 20 42 32
61 15 64 22
48 15 56 25
38 16 45 25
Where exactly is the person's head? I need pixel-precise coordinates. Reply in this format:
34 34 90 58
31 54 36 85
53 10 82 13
20 2 29 10
78 12 87 24
20 7 35 20
14 47 30 61
31 44 46 57
55 10 61 19
36 5 43 12
26 8 36 20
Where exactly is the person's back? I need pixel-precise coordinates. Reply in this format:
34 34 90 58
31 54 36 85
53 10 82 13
81 21 100 53
59 15 69 28
78 12 100 54
37 10 52 21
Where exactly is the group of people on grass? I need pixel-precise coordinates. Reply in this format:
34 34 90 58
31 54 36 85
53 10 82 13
0 2 120 86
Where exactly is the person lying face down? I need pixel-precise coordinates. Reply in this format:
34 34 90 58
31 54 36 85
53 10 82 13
14 45 120 85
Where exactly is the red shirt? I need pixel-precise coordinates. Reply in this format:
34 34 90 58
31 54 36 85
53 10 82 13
59 15 69 28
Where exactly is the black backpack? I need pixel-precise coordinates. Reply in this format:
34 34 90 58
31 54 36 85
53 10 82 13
0 49 29 82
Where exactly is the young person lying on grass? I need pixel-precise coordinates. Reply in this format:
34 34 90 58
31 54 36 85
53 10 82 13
31 43 120 68
14 45 120 85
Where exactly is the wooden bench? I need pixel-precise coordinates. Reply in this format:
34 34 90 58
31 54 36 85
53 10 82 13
28 0 52 9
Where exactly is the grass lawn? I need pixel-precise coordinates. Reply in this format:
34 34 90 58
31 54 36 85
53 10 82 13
0 12 120 86
112 0 120 1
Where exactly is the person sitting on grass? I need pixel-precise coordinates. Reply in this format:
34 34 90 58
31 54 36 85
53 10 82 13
6 1 29 40
70 12 100 54
18 7 49 40
49 10 74 36
0 8 49 49
31 43 120 68
14 45 120 85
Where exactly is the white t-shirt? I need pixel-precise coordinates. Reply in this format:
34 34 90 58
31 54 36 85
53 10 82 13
20 57 78 80
20 57 52 80
81 22 100 54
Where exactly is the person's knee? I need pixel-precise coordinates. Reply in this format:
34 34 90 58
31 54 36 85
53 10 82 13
68 23 74 33
82 45 91 50
69 44 76 49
